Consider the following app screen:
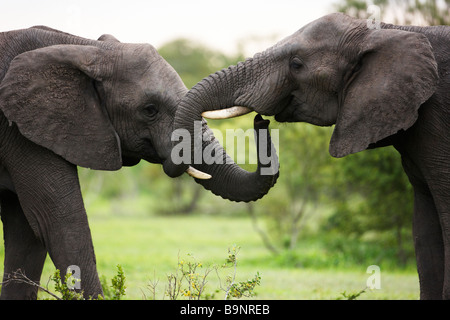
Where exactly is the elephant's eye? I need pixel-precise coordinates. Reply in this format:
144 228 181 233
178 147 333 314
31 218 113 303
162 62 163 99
143 104 158 118
290 57 303 71
352 59 363 75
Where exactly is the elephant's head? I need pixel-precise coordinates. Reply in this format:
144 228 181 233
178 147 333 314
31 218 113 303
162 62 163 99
0 30 277 202
0 33 206 178
173 13 438 163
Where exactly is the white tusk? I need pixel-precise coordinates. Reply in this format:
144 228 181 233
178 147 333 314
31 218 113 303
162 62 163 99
202 106 252 119
186 166 212 180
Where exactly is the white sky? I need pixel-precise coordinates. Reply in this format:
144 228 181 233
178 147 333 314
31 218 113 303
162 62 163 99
1 0 337 55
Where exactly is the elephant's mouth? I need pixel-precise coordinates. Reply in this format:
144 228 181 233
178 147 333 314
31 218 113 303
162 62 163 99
274 96 299 123
122 145 162 167
201 94 294 122
162 156 211 179
122 155 141 167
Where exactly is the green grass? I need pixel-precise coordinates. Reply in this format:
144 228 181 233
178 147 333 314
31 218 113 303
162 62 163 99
27 214 419 300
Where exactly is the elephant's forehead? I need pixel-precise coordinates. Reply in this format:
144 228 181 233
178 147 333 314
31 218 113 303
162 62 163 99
120 44 186 108
291 13 356 46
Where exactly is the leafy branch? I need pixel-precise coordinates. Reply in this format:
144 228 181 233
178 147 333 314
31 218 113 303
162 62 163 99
1 269 62 300
1 265 126 300
148 246 261 300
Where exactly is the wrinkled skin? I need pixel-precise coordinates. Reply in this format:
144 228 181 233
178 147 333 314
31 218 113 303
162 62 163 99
0 27 187 299
0 27 278 299
174 13 450 299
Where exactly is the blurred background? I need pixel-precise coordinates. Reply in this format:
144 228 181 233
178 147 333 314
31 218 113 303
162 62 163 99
1 0 449 299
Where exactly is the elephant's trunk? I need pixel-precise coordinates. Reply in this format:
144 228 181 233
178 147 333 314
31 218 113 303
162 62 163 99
169 57 280 202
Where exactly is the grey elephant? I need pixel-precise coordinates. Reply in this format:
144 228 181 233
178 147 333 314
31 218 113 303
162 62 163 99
171 13 450 299
0 27 278 299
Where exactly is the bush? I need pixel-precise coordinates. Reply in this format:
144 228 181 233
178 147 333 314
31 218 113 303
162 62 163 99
146 246 261 300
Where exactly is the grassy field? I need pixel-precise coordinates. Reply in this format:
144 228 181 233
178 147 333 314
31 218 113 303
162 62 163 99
25 214 419 300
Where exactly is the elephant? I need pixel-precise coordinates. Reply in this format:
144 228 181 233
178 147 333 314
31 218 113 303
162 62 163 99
0 26 278 299
171 13 450 299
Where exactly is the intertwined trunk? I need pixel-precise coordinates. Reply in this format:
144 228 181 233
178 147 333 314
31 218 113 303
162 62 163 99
167 58 280 202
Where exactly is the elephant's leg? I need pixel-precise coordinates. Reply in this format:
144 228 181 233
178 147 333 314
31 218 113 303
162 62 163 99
3 144 103 299
417 168 450 298
0 191 47 300
442 215 450 300
429 196 450 299
413 188 445 299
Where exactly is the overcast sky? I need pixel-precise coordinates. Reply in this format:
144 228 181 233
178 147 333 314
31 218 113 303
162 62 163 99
1 0 337 55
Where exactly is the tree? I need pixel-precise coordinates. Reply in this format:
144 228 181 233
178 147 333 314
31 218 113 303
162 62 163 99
158 38 244 89
249 122 336 253
335 0 450 25
327 147 414 265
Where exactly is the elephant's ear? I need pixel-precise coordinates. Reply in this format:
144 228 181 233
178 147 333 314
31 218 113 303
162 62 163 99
0 45 122 170
329 28 438 158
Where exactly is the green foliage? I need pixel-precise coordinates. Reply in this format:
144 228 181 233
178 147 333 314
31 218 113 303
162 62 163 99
335 0 450 25
221 246 261 299
49 265 126 300
337 288 367 300
166 254 212 300
101 265 127 300
110 265 126 300
158 38 244 89
329 147 413 231
248 123 336 252
335 0 378 18
51 269 84 300
226 272 261 299
222 247 261 299
27 215 419 299
148 246 261 300
261 230 416 271
325 147 414 265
